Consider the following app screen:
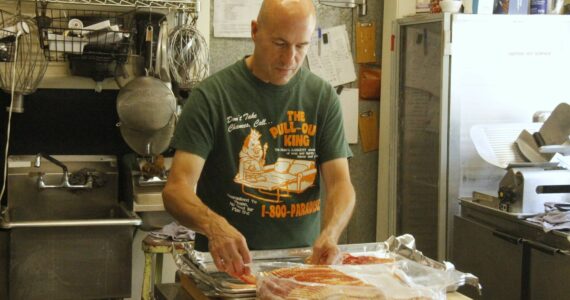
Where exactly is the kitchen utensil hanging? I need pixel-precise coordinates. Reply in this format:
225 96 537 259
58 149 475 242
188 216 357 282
159 21 170 82
167 10 208 91
116 13 176 157
155 19 170 84
0 1 49 204
0 2 48 113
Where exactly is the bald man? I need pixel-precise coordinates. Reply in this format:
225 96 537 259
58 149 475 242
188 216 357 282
163 0 355 278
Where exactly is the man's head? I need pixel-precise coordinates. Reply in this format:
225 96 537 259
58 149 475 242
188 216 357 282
247 0 317 85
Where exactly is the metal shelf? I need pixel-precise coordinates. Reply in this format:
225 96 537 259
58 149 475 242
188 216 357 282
24 0 199 11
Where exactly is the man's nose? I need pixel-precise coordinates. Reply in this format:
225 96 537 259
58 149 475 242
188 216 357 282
281 46 296 66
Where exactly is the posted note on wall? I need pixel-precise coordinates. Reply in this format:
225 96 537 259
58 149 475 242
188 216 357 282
339 88 359 144
213 0 262 38
307 25 357 87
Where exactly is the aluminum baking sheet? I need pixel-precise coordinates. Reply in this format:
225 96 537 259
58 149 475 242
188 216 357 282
181 255 256 296
188 242 397 274
179 235 480 296
181 243 395 296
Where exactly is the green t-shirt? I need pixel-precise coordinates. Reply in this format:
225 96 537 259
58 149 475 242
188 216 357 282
171 59 351 251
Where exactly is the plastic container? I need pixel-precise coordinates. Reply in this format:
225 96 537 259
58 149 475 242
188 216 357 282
47 32 88 54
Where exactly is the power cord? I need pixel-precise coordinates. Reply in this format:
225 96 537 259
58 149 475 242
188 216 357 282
0 30 21 202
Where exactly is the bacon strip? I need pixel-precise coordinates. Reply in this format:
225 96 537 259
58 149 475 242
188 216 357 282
341 253 395 265
259 266 382 299
238 273 257 284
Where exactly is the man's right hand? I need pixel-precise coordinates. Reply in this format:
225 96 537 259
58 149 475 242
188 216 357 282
206 217 252 278
163 151 253 279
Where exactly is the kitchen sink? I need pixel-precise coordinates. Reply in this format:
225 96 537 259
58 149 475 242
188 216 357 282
4 155 140 299
2 155 141 228
1 203 141 228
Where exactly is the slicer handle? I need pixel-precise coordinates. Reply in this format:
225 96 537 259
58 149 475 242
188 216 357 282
532 132 546 147
539 145 570 154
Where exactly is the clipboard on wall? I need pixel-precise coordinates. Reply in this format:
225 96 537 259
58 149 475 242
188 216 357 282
359 111 379 152
356 22 376 63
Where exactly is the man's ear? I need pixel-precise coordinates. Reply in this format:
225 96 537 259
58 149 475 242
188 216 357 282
251 20 258 40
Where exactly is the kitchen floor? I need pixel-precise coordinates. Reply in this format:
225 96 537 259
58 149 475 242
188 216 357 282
129 229 178 300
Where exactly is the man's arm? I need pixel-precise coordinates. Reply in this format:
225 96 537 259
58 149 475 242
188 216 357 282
162 150 252 277
309 157 356 264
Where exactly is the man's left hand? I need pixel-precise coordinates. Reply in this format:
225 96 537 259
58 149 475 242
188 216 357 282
308 233 341 265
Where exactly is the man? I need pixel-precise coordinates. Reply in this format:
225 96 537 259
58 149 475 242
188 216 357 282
163 0 355 278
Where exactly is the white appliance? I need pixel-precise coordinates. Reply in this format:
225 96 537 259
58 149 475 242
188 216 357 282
381 13 570 260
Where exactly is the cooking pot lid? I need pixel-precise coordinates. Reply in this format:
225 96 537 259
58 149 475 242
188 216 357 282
119 115 176 156
117 77 176 131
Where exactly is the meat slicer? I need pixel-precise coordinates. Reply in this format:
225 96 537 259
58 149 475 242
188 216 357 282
116 76 177 229
497 166 570 214
472 103 570 215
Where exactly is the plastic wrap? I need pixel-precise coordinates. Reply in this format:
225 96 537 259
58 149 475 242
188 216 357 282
256 259 471 300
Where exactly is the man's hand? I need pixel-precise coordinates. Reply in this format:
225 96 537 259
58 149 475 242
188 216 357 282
163 151 253 278
308 231 341 265
306 158 355 265
207 218 252 277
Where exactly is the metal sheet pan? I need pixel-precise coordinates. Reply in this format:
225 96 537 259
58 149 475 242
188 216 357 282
178 235 481 298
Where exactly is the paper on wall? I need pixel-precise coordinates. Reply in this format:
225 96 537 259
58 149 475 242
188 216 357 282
213 0 262 38
307 25 357 87
338 88 359 144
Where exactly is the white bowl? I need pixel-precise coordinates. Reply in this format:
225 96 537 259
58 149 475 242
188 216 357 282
440 0 462 13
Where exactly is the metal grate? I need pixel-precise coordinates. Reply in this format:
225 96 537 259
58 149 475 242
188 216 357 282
35 2 135 63
22 0 200 11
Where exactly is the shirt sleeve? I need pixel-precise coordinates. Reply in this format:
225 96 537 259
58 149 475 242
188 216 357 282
316 86 353 164
170 88 216 159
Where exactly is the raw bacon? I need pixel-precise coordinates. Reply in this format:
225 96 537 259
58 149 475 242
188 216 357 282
258 266 382 299
270 265 369 286
305 252 394 265
238 273 257 284
341 253 395 265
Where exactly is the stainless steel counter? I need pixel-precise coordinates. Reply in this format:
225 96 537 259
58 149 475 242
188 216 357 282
459 198 570 252
453 198 570 300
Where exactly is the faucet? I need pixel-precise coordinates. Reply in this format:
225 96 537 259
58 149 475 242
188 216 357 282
34 153 93 189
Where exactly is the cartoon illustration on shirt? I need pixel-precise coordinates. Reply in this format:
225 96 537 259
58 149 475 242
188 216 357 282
235 128 269 182
234 128 317 203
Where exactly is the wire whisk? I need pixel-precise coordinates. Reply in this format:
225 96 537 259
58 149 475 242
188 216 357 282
167 11 209 91
0 3 48 113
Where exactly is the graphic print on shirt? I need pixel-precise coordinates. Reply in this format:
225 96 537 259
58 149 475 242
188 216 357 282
234 128 269 183
233 127 317 204
226 110 320 219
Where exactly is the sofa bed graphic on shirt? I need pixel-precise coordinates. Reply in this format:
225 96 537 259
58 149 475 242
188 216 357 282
234 128 317 203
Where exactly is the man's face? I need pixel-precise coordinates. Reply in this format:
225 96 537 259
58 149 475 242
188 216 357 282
251 15 315 85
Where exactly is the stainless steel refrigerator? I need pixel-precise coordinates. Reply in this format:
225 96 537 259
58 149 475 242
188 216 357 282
382 13 570 260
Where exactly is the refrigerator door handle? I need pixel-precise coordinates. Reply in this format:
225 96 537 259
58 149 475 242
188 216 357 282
525 239 570 256
492 230 522 245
